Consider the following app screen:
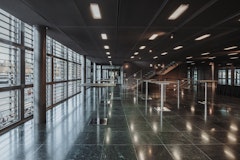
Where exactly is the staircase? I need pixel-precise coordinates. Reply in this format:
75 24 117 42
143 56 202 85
156 61 182 75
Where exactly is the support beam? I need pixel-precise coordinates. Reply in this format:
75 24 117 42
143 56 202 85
33 25 46 124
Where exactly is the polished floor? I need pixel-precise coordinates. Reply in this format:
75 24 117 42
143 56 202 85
0 85 240 160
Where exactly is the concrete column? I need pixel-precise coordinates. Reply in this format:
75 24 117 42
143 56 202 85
20 22 25 120
93 63 96 83
33 25 46 124
81 55 86 98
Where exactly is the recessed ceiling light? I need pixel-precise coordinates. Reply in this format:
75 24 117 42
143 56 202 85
224 46 238 50
238 19 240 22
108 56 111 59
186 61 193 63
186 56 192 59
201 52 210 56
168 4 189 20
149 34 158 40
226 63 232 66
195 34 211 41
90 3 102 19
150 64 153 67
104 45 109 49
134 52 139 55
158 64 161 67
208 56 216 59
161 52 168 56
174 45 183 50
153 56 158 59
101 33 107 40
139 46 146 50
131 56 134 59
230 57 238 60
149 50 152 53
139 57 141 60
228 52 238 56
106 52 110 55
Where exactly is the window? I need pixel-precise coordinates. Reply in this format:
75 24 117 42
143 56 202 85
218 69 226 85
234 69 240 86
228 69 231 85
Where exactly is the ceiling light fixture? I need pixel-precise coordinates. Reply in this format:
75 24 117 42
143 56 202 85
104 45 109 49
139 46 146 50
226 63 232 66
228 52 238 56
108 56 111 59
134 52 139 55
208 56 216 59
161 52 168 56
230 57 238 60
186 56 192 59
150 64 153 67
174 46 183 50
153 56 158 59
101 33 107 40
168 4 189 20
149 34 158 40
106 52 110 55
195 34 211 41
224 46 238 50
149 50 152 53
90 3 102 19
131 56 134 59
201 52 210 56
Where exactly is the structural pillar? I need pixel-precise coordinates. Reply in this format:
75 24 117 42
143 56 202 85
33 25 46 124
93 62 96 83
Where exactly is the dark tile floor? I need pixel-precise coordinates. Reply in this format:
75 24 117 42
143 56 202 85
1 85 240 160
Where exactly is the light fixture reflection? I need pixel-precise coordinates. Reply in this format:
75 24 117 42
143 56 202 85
201 132 210 142
230 124 238 131
227 133 237 142
224 147 235 159
152 122 158 133
186 122 192 131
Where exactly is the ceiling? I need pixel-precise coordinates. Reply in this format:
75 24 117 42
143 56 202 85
1 0 240 67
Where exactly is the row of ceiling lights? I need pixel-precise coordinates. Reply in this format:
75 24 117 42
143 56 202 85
90 3 112 65
129 3 239 65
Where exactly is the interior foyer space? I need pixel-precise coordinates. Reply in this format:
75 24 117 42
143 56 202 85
0 1 240 160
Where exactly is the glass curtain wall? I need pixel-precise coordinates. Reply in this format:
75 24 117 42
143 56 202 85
0 8 83 131
46 36 82 109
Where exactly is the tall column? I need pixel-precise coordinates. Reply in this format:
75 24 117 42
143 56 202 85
81 55 86 96
93 63 96 83
33 25 46 124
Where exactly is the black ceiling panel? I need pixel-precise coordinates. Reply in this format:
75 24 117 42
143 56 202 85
0 0 239 66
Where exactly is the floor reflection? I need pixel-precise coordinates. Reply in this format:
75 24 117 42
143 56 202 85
1 85 240 159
